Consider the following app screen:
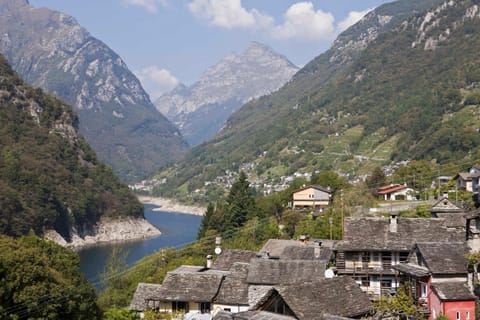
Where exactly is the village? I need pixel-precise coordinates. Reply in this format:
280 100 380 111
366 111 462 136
127 166 480 320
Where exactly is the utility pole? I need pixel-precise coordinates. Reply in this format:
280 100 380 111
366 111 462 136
341 191 344 239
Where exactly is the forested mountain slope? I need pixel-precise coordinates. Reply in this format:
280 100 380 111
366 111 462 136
0 0 188 182
154 0 480 196
0 54 143 239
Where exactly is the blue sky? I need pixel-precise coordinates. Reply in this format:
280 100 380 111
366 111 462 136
29 0 393 100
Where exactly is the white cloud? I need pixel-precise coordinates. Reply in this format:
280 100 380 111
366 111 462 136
337 8 372 33
273 2 335 41
123 0 168 13
188 0 273 29
136 66 179 100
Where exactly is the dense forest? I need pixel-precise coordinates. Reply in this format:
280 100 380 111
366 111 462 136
0 54 143 239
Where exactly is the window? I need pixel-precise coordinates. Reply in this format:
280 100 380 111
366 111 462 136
361 277 370 287
457 311 460 320
421 283 427 298
199 302 210 314
172 301 189 313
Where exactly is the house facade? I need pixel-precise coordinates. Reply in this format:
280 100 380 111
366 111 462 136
393 242 475 319
292 185 332 211
334 214 463 298
377 183 415 201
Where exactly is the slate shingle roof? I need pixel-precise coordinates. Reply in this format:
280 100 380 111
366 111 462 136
415 242 469 275
280 245 332 261
253 277 372 319
129 283 163 310
335 217 463 251
392 263 430 278
213 310 296 320
155 269 225 302
246 259 327 285
215 262 250 305
259 239 306 257
212 249 257 271
431 282 476 301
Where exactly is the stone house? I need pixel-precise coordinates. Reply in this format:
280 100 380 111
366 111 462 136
393 242 475 319
334 214 463 297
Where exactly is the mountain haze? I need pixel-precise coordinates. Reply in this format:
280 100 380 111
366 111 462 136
154 0 480 197
155 42 299 146
0 0 188 182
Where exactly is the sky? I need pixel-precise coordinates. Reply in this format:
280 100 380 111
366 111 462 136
29 0 393 101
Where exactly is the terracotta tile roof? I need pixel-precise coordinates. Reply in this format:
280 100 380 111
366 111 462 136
377 184 408 195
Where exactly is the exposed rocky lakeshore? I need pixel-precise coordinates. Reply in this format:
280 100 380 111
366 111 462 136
44 218 161 249
138 196 206 216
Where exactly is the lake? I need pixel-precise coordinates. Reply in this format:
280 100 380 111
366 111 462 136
77 204 202 286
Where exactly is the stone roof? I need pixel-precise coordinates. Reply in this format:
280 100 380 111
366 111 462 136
253 277 372 319
415 242 469 275
335 217 463 251
280 245 332 261
431 282 476 301
259 239 306 257
129 283 163 311
292 185 332 194
212 249 257 271
246 259 327 285
215 262 250 305
392 263 430 278
214 310 296 320
148 269 225 302
429 197 464 214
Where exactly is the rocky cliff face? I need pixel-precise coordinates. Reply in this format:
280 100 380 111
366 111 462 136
0 0 188 182
155 42 299 146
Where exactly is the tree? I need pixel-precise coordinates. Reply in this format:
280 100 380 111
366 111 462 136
311 171 349 193
366 166 387 191
0 235 100 320
197 202 215 240
223 172 257 238
374 283 421 319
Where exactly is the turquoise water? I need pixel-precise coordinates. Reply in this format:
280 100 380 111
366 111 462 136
77 204 202 285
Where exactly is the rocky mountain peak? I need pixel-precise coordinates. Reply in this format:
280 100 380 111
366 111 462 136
0 0 188 182
155 42 299 146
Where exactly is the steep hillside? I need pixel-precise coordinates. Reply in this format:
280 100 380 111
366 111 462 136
153 0 480 198
0 53 144 240
0 0 188 182
155 42 298 146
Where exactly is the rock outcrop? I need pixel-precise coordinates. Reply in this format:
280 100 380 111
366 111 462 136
44 218 161 248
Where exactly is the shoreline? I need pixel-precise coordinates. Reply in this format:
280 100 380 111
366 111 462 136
138 196 205 216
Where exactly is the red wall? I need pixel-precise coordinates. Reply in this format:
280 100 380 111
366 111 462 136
429 288 475 320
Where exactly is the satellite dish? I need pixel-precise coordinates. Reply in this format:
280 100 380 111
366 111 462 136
215 247 222 255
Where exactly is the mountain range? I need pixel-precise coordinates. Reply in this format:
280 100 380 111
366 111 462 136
155 42 299 146
153 0 480 198
0 0 188 182
0 53 143 239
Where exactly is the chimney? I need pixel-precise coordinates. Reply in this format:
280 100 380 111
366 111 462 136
206 255 213 269
389 212 399 233
314 241 321 259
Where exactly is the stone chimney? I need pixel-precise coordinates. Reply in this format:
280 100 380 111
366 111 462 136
389 212 399 233
206 255 213 269
314 241 322 259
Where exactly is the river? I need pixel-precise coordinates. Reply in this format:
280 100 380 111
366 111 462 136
77 204 202 286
